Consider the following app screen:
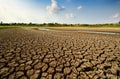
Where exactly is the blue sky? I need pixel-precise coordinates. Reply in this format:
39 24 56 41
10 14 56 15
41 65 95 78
0 0 120 24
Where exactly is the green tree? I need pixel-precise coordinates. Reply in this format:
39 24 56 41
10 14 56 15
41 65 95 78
119 21 120 24
0 21 3 25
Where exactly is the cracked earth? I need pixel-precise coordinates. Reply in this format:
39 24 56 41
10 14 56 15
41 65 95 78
0 28 120 79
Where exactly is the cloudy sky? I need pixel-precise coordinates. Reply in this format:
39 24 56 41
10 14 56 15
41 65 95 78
0 0 120 24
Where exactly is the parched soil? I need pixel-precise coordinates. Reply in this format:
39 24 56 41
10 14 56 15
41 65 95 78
0 28 120 79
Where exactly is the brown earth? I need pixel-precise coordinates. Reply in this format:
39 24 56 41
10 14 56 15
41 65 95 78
0 28 120 79
47 27 120 33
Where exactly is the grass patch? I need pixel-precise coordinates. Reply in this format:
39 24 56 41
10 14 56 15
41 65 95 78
0 26 18 29
0 25 38 29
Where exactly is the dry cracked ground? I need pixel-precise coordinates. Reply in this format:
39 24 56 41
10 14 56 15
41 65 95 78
0 28 120 79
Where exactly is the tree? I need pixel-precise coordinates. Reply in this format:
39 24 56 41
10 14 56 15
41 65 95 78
119 21 120 24
29 22 32 25
0 21 3 25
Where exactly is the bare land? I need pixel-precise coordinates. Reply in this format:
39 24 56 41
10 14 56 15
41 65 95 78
47 27 120 33
0 27 120 79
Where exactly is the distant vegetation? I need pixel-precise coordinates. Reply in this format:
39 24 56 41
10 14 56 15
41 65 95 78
0 21 120 28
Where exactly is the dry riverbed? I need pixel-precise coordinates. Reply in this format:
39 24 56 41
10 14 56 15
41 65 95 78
47 27 120 33
0 28 120 79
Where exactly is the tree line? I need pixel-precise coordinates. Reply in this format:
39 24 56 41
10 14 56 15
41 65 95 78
0 21 120 27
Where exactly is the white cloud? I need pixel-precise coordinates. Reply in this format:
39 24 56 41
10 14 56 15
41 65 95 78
46 0 65 14
0 0 35 23
0 0 51 23
112 13 120 18
0 0 66 23
65 13 75 18
77 6 82 10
